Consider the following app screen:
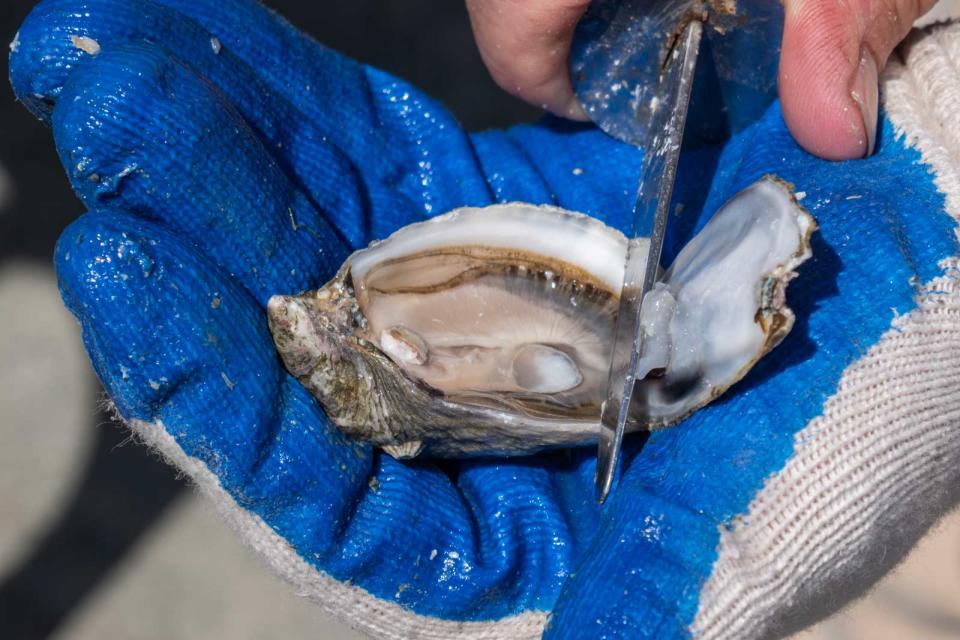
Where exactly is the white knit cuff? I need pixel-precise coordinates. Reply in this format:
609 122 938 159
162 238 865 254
693 20 960 640
124 417 548 640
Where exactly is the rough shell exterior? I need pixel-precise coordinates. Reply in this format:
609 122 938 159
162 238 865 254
268 176 815 458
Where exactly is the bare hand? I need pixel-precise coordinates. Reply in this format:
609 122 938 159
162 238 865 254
467 0 938 159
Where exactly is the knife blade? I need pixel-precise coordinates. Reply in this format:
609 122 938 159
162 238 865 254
594 18 703 503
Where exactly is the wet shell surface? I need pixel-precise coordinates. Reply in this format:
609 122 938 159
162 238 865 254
268 176 815 458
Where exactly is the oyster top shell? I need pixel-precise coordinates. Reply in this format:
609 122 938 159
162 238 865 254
631 177 815 425
268 176 815 458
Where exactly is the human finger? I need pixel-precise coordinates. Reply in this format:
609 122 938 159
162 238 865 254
779 0 937 159
466 0 591 120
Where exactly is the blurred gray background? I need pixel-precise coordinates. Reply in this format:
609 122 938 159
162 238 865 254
0 2 958 639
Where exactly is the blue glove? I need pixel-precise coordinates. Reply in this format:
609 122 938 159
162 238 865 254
11 2 960 637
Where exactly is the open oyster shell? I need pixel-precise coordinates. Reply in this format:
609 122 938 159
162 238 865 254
268 176 815 458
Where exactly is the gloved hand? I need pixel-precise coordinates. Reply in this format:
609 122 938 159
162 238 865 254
10 1 960 638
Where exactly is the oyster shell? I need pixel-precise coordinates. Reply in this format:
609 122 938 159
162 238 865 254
268 176 815 458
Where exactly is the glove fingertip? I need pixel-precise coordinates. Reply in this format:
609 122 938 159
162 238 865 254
55 209 278 427
9 0 81 122
55 208 168 418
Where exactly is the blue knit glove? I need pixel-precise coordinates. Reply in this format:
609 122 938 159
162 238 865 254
12 2 960 638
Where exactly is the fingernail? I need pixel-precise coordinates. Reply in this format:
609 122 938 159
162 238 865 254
562 93 589 121
850 46 879 157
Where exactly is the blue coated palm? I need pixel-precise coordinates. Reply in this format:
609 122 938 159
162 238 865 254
10 0 957 637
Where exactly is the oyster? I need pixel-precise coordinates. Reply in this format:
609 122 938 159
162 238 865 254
268 176 815 458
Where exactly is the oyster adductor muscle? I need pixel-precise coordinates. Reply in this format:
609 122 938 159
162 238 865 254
268 176 815 458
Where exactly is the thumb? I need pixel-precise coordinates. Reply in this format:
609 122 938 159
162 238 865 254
779 0 937 160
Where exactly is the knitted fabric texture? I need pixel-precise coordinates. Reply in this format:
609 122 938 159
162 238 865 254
127 417 549 640
13 0 960 636
693 21 960 639
124 22 960 640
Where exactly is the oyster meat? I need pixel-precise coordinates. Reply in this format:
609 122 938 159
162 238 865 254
268 176 815 458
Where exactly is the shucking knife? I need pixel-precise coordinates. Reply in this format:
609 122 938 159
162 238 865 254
571 1 704 503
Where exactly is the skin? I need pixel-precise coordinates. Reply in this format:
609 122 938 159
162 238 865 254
466 0 939 160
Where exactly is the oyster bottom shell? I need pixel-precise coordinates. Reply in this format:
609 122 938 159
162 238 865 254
268 176 815 458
